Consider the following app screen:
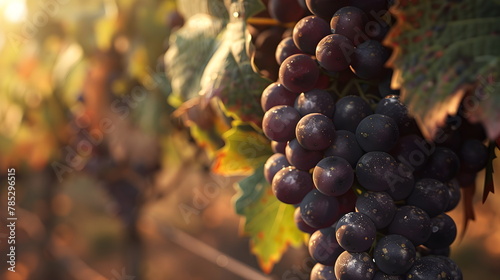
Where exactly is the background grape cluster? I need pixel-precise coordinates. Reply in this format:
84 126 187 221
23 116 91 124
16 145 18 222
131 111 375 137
258 0 490 279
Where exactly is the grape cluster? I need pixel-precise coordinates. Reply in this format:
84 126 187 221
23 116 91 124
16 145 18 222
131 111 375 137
259 1 490 279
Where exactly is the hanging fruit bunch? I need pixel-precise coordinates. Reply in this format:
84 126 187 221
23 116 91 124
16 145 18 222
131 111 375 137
252 0 500 279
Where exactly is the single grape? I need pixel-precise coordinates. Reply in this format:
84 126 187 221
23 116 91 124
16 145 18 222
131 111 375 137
407 178 449 218
279 54 320 93
285 138 324 171
388 205 432 245
316 34 355 72
423 213 457 250
296 113 336 151
276 37 302 65
436 255 463 280
309 227 344 265
356 151 398 192
459 139 488 173
374 234 416 275
406 256 454 280
324 130 364 168
300 189 341 228
422 147 460 182
305 0 349 20
334 251 375 280
294 206 318 234
272 166 314 204
263 153 290 183
294 89 336 118
355 191 396 229
350 40 390 80
330 6 368 45
261 82 298 112
313 156 354 197
262 105 301 142
356 114 399 152
333 95 373 133
375 95 413 134
311 263 337 280
293 15 331 54
335 212 376 252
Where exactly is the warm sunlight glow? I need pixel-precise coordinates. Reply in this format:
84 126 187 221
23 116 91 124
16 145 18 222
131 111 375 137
1 0 26 23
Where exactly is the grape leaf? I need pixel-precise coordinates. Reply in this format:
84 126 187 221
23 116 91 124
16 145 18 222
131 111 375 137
164 13 224 103
235 167 304 274
385 0 500 140
212 121 271 176
199 0 269 127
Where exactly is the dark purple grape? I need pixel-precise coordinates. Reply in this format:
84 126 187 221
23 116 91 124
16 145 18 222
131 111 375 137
261 82 298 111
294 89 336 118
313 156 354 197
356 114 399 152
422 147 460 183
300 189 341 228
263 153 290 183
444 179 461 212
285 138 324 170
271 141 287 154
355 191 396 229
374 234 416 275
316 34 355 72
406 256 454 280
305 0 349 20
423 213 457 250
335 212 376 252
375 95 414 134
279 54 320 93
388 205 432 245
386 162 415 201
350 40 390 80
309 227 344 265
268 0 305 23
372 271 405 280
436 255 463 280
296 0 307 9
294 206 318 234
292 16 331 55
330 6 368 45
407 178 449 218
272 166 314 204
262 105 301 142
355 151 398 192
275 37 303 65
333 95 373 133
334 251 375 280
311 263 337 280
390 134 430 172
296 113 336 151
338 189 357 216
459 139 488 173
324 130 364 168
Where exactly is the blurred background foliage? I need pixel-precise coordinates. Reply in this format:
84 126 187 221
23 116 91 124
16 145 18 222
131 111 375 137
0 0 499 280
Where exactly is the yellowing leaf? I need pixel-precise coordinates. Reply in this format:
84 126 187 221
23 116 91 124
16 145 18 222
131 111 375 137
236 168 304 273
212 122 271 176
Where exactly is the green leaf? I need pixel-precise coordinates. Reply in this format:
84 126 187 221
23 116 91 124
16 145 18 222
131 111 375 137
199 1 269 127
164 13 224 103
234 167 304 274
386 0 500 139
212 121 271 176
